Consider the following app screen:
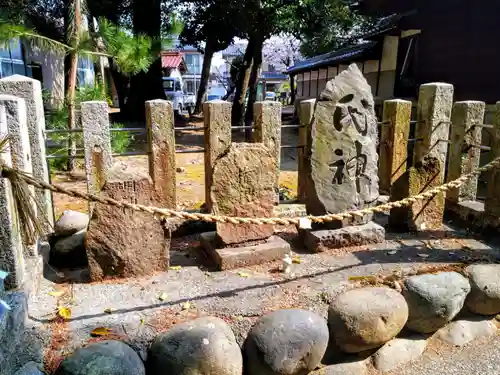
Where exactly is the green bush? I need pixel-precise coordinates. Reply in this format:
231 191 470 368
110 122 133 155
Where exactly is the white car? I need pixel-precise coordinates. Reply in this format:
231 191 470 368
163 77 196 114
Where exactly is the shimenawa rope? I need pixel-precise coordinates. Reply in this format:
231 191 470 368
1 154 500 226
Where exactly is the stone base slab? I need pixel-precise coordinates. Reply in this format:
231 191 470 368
200 232 291 270
302 221 385 253
445 199 500 233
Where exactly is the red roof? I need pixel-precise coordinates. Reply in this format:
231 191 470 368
161 52 187 72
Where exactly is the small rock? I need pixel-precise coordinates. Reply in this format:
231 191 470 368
437 319 497 346
245 309 329 375
311 360 368 375
55 340 145 375
54 210 89 236
176 166 186 173
373 337 428 372
14 362 44 375
49 229 88 268
328 287 408 353
53 229 86 254
403 272 470 333
147 316 242 375
465 264 500 315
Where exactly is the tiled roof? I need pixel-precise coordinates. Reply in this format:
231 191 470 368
285 41 377 74
221 43 246 57
161 52 187 71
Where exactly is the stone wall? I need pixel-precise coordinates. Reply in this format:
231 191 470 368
46 266 500 375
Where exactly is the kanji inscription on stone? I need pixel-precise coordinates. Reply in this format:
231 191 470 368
306 64 379 216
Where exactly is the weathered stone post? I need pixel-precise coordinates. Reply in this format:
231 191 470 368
0 75 53 230
413 83 454 177
298 99 315 202
484 102 500 218
253 101 282 202
204 101 231 212
0 95 38 257
0 114 25 289
379 99 412 194
389 83 454 231
146 100 176 208
447 101 485 203
81 101 113 203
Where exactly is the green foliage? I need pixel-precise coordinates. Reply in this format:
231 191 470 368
97 18 154 76
110 122 132 155
294 0 378 57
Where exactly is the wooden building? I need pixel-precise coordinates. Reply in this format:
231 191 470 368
288 0 500 104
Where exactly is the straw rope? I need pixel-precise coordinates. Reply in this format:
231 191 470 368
1 154 500 226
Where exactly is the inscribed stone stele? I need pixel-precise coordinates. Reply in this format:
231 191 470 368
211 143 277 244
306 64 379 218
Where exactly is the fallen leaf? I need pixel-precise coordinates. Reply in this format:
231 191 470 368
292 258 301 264
57 306 72 320
104 308 114 314
182 301 191 310
90 327 112 337
233 315 243 321
237 272 249 278
387 250 398 255
139 318 145 325
169 266 182 271
158 293 168 301
48 291 65 297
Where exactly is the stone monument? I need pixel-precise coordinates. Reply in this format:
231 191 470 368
200 143 290 270
302 64 385 252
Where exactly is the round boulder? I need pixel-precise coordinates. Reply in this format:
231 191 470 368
54 340 145 375
50 229 88 268
146 316 242 375
403 272 470 333
244 309 329 375
328 287 408 353
54 210 89 236
465 264 500 315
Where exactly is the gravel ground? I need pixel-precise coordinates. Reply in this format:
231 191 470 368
26 219 500 370
392 334 500 375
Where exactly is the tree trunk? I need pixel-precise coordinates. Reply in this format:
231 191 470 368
109 58 129 120
66 0 82 171
194 40 214 114
290 74 296 105
244 36 264 140
124 0 163 120
231 37 257 127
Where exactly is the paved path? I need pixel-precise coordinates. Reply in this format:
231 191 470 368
396 334 500 375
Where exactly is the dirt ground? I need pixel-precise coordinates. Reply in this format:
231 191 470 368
51 116 300 217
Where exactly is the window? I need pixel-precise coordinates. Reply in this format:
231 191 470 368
0 37 27 78
77 55 95 87
394 34 419 98
186 80 195 94
185 53 202 75
163 80 174 91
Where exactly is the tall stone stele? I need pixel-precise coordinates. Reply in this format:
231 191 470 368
302 64 384 251
306 64 380 222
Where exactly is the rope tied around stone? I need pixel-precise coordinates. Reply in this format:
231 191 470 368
1 150 500 227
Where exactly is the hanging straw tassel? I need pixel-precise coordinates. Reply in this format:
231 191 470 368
0 135 45 245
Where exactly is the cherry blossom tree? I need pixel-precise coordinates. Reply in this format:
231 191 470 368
263 34 302 70
262 34 302 103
